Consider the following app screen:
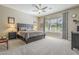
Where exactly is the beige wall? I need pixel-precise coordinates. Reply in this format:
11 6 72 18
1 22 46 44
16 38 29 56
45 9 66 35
67 7 79 40
0 5 36 34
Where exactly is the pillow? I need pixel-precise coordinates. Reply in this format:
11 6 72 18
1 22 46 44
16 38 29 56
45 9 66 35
20 27 27 31
27 27 33 31
27 28 32 31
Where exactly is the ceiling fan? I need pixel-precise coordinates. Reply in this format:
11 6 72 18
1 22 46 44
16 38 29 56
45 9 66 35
32 4 48 14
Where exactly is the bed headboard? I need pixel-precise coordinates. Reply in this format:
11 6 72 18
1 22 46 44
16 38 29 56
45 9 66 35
17 23 33 31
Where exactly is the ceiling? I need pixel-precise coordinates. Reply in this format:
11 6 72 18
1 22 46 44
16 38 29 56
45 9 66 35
2 4 79 16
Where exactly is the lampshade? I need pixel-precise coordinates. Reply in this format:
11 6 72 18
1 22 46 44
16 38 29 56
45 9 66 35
8 24 16 32
8 24 15 28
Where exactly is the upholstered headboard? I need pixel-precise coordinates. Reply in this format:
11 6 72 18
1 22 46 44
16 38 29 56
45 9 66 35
17 23 33 31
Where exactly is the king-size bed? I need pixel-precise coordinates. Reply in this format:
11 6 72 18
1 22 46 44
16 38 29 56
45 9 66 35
17 23 45 43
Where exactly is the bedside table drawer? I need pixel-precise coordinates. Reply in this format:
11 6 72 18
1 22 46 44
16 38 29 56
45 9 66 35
9 33 16 36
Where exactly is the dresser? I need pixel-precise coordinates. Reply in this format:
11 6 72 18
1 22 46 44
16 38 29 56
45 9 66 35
71 32 79 50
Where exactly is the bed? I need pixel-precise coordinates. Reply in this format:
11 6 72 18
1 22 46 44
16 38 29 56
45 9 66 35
17 23 45 43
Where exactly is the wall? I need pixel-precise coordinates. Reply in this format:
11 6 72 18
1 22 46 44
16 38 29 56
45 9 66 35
0 5 36 34
67 7 79 40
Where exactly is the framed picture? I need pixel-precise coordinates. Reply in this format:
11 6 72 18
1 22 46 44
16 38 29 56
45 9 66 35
8 17 15 24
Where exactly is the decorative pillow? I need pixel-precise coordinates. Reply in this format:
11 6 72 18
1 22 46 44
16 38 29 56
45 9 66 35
20 27 27 31
27 27 33 31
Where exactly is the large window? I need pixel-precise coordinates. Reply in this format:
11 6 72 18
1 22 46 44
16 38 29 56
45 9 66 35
45 17 63 33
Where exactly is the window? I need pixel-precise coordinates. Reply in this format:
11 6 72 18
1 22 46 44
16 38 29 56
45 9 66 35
45 17 63 33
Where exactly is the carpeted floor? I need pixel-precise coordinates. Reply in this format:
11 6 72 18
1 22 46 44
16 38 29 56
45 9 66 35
0 36 78 55
0 39 26 52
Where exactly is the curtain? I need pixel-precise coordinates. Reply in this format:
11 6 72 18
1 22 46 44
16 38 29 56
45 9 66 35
43 17 45 34
62 12 68 40
38 17 45 33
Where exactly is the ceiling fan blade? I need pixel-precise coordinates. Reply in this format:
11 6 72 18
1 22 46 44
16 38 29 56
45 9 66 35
39 4 41 6
34 5 39 9
42 7 47 10
38 4 41 8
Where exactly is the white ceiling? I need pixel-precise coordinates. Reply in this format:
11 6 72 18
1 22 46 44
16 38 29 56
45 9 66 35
2 4 79 16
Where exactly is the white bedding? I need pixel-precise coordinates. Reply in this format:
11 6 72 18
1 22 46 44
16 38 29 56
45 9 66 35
18 31 44 39
0 36 77 55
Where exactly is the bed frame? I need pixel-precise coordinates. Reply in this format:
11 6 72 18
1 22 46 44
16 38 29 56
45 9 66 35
17 23 45 43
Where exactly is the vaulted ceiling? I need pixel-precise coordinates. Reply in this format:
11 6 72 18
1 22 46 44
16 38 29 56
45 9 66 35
2 4 78 16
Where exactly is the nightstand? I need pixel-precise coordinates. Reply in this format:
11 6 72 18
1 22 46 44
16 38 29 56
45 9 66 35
8 32 16 39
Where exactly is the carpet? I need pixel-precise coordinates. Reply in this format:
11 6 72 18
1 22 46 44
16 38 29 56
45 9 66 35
0 36 77 55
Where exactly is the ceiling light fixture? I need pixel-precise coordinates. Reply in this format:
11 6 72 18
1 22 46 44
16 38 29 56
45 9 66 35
32 4 48 14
